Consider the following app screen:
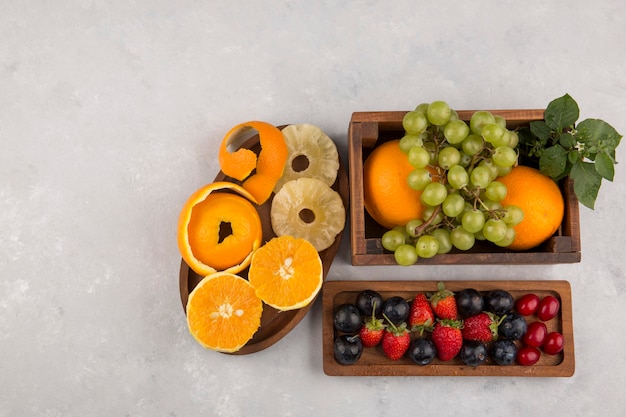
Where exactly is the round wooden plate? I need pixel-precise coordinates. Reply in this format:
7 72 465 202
179 126 349 355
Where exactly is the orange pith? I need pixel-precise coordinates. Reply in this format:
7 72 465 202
248 235 323 311
218 121 288 204
177 181 262 276
363 139 431 229
186 272 263 353
498 165 565 250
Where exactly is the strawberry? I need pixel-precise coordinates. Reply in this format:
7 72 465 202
409 293 435 334
462 312 503 343
431 319 463 361
359 301 385 348
429 281 458 319
381 320 411 361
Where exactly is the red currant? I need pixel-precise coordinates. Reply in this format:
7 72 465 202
522 321 547 347
517 346 541 366
515 293 540 316
537 295 560 321
543 332 564 355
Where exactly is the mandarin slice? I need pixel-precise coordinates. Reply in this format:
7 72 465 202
177 182 263 276
273 123 339 193
270 177 345 252
186 272 263 353
248 236 323 311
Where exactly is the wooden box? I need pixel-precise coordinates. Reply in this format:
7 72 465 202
348 110 581 266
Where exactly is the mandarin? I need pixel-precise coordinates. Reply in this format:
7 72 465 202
498 165 565 250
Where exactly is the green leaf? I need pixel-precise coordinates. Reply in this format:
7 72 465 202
568 150 580 165
544 94 580 131
594 152 615 181
529 120 552 143
559 132 576 148
539 145 568 179
570 161 602 209
576 118 623 154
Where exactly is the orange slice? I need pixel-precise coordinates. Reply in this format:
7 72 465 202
177 181 262 276
186 272 263 353
218 121 288 204
248 235 323 311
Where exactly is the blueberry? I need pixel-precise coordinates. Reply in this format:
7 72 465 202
491 339 517 365
456 288 484 318
498 313 528 341
408 337 437 366
334 334 363 365
382 296 410 325
333 304 362 333
460 341 488 367
484 290 515 315
355 290 384 317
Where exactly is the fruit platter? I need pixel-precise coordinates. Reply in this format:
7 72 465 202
178 123 349 354
323 280 574 377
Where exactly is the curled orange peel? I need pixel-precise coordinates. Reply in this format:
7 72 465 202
218 121 288 204
177 181 262 276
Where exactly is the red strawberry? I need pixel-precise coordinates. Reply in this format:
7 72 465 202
381 321 411 361
359 302 385 348
409 293 435 334
429 281 458 319
462 312 503 343
431 319 463 361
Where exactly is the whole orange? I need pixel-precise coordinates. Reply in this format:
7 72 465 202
498 165 564 250
363 140 427 229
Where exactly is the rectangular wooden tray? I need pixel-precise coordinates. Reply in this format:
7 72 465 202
348 110 582 266
322 280 575 377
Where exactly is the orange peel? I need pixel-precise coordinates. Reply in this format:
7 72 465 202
177 181 263 276
218 121 288 204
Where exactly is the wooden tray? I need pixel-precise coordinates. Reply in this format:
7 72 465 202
179 127 349 355
348 110 582 266
322 280 575 377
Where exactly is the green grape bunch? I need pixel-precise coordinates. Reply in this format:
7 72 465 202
382 101 524 266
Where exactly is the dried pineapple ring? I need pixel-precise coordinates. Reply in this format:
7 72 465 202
273 124 339 193
270 177 345 252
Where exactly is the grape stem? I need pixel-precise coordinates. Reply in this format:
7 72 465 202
408 205 442 237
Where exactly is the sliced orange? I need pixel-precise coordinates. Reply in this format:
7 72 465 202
218 121 288 204
248 235 323 311
186 272 263 353
177 181 262 276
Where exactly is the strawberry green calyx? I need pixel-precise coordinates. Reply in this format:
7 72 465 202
430 281 454 305
437 318 463 329
383 314 409 336
488 312 506 340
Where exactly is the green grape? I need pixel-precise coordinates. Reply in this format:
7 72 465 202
422 141 438 165
403 110 429 135
450 226 475 251
381 229 406 251
443 119 470 144
483 218 508 243
507 130 519 148
461 209 485 234
485 181 508 202
449 109 459 122
399 134 424 153
496 165 512 177
406 218 424 238
407 168 432 190
478 159 499 181
494 115 507 129
414 102 430 114
502 205 524 226
415 235 439 259
461 134 484 156
394 244 418 266
426 101 452 126
447 165 469 189
437 146 461 169
481 123 506 145
459 153 472 168
481 199 502 212
422 206 444 225
469 165 491 189
421 182 448 206
431 228 452 254
493 226 516 247
442 193 465 217
474 228 486 241
470 110 496 135
407 145 431 168
492 146 518 167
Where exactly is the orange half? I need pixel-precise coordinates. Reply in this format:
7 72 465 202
177 181 262 276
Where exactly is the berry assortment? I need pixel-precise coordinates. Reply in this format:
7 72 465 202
331 281 566 370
